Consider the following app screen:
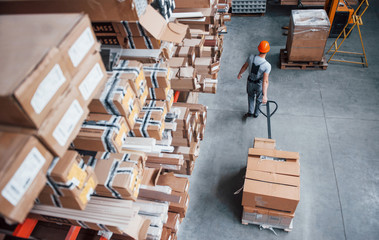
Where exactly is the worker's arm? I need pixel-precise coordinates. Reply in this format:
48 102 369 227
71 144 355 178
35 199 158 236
262 72 269 104
237 62 249 79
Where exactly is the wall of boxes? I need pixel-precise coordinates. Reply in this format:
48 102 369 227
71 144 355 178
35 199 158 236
0 0 230 239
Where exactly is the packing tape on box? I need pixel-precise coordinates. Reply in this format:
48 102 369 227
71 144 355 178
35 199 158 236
149 87 157 100
121 21 153 49
86 152 138 170
100 60 141 116
103 159 137 199
130 104 162 138
142 100 165 113
143 62 168 88
82 116 124 153
44 157 88 207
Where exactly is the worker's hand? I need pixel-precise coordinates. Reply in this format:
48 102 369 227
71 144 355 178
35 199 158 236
262 95 268 104
237 73 242 79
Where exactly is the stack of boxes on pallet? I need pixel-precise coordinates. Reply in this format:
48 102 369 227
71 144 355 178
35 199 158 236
281 9 330 70
241 138 300 231
0 1 227 239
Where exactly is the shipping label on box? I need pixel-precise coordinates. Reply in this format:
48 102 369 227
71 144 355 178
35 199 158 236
143 62 170 88
74 114 129 153
0 132 53 223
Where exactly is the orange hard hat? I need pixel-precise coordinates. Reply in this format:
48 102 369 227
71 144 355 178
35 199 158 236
258 41 270 53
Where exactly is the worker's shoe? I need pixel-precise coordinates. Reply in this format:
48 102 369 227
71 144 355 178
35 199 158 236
244 113 254 118
253 113 259 118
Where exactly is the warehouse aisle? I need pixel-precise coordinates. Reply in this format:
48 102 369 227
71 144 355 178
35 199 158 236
178 3 379 240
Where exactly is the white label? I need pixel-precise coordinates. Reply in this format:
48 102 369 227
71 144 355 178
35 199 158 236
53 100 84 146
31 64 66 114
68 27 95 67
71 177 80 188
79 63 104 100
2 147 46 206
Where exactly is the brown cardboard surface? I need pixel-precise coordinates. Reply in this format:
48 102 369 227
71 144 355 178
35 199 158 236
139 5 189 44
173 46 196 65
164 212 180 232
147 85 170 101
142 100 168 118
182 38 205 57
245 170 300 187
38 87 88 157
74 114 129 153
88 74 138 120
93 159 141 200
48 150 84 183
168 57 188 68
157 173 189 193
71 51 107 106
143 62 170 88
253 138 276 149
141 167 162 187
247 157 300 177
194 57 220 74
0 132 53 223
0 13 85 128
0 0 143 21
169 191 189 218
242 178 299 213
112 60 145 98
132 110 165 140
175 0 212 8
127 36 161 49
248 148 300 162
94 151 147 169
146 153 184 166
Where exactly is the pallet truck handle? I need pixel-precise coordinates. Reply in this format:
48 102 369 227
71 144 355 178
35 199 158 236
258 100 278 139
258 100 278 118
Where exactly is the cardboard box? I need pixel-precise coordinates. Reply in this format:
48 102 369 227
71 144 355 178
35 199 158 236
174 0 212 8
171 106 191 130
173 46 196 65
96 34 129 49
131 110 165 140
112 60 145 98
93 151 147 168
242 178 299 214
38 164 97 210
172 160 195 175
0 132 53 223
243 206 294 228
139 6 189 44
202 46 217 58
286 10 330 61
38 88 88 157
72 51 107 105
164 212 181 232
0 0 147 21
147 85 171 101
117 21 153 37
143 62 171 88
157 173 189 193
126 36 161 49
182 38 205 57
136 79 149 110
168 57 189 68
0 16 74 128
91 158 142 200
194 58 220 74
171 67 198 91
142 100 168 117
169 191 189 218
74 114 129 153
88 74 139 123
253 138 276 150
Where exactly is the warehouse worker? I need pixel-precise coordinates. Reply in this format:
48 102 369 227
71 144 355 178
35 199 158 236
237 41 271 118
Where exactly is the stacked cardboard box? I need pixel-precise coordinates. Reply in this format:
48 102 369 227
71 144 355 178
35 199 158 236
169 102 207 175
285 9 330 62
241 138 300 230
38 151 98 210
0 13 107 223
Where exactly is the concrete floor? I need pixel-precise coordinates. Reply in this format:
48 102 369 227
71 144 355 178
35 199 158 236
178 2 379 240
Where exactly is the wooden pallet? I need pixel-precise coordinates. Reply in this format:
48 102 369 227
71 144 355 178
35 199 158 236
280 49 328 70
241 218 293 232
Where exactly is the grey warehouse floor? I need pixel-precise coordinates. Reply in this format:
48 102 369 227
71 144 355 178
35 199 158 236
178 2 379 240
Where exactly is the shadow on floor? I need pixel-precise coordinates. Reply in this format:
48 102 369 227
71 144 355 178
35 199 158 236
216 167 246 221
